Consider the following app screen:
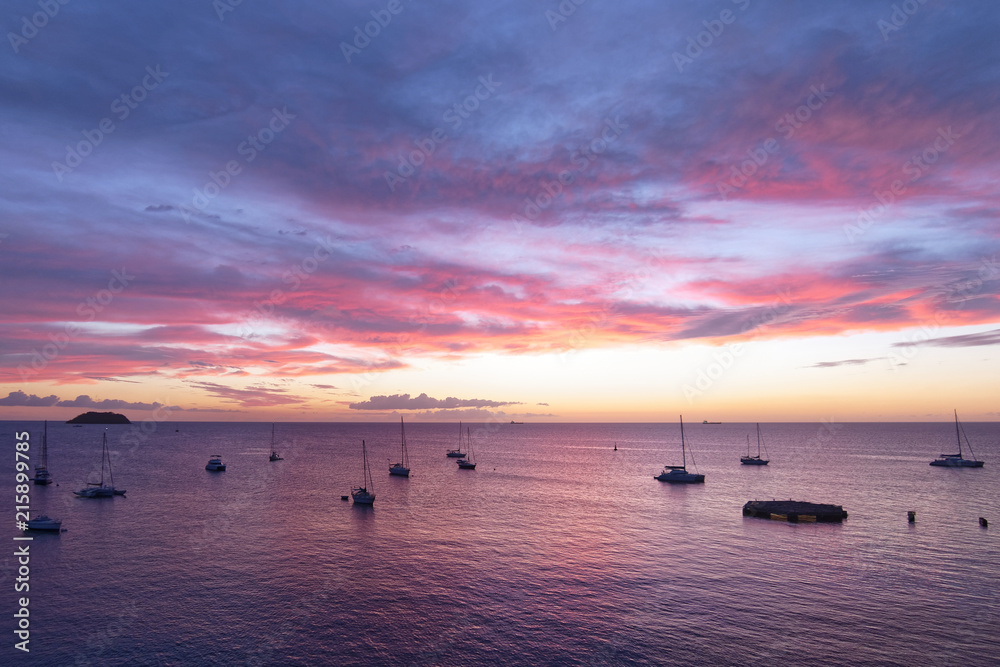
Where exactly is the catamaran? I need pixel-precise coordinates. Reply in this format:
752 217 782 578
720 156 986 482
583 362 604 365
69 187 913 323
930 410 985 467
741 423 769 465
390 416 410 477
32 420 53 485
74 430 125 497
655 415 705 483
352 439 376 504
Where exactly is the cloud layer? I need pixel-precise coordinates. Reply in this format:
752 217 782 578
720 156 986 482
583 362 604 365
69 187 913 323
1 1 999 411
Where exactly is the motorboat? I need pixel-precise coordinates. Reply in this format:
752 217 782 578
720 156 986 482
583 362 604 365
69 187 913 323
205 455 226 471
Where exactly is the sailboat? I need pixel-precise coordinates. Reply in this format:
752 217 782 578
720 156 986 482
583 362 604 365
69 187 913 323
74 430 125 497
446 421 466 457
352 439 376 504
741 423 770 465
457 427 476 469
389 416 410 476
930 410 985 467
269 423 283 461
655 415 705 483
32 420 53 485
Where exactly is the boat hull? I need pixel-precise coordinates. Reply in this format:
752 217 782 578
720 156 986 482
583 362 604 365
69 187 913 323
740 457 769 466
655 471 704 483
74 486 116 498
457 461 476 469
446 451 465 458
25 517 61 531
351 488 375 505
930 457 984 467
389 465 410 477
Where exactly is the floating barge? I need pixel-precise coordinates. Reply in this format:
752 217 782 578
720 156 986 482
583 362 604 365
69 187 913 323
742 500 847 523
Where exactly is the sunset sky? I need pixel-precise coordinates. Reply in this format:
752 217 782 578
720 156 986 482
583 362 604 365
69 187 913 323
2 0 998 422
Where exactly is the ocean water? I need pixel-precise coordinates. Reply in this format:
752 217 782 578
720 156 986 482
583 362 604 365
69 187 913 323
3 419 998 666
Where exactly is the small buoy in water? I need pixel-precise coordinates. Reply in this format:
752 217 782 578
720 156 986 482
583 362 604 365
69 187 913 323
980 517 988 528
907 511 916 523
341 495 349 501
614 443 617 451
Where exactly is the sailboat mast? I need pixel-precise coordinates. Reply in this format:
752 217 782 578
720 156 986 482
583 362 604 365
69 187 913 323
41 420 48 467
954 409 962 456
756 423 762 457
271 423 275 450
362 439 368 488
680 415 686 467
400 416 406 464
100 431 108 486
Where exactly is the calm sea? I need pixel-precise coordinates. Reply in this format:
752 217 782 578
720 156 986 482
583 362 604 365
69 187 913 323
3 420 998 666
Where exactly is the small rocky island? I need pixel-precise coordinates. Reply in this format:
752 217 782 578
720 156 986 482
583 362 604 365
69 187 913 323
66 411 132 424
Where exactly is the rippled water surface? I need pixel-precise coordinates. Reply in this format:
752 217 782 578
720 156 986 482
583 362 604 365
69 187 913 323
4 420 998 665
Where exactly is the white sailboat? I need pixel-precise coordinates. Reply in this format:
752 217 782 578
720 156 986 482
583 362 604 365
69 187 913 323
930 410 985 467
269 423 283 461
205 455 226 471
352 439 376 505
32 420 53 485
740 423 769 465
655 415 705 483
457 427 476 469
74 430 125 497
446 421 466 457
389 416 410 477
